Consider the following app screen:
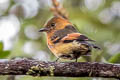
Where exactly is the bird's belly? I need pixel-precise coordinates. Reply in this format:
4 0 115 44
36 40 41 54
48 41 91 60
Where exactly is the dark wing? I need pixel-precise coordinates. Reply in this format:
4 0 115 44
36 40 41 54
52 25 78 44
61 33 95 43
61 33 101 50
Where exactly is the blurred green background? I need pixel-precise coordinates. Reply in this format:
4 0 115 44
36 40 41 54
0 0 120 80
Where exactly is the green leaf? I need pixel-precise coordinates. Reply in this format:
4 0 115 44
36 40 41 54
0 42 10 58
108 53 120 63
0 51 10 58
0 42 3 51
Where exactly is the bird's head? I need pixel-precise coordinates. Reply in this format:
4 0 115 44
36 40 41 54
39 16 72 33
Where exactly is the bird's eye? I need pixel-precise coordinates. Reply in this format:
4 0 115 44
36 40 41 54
51 23 55 27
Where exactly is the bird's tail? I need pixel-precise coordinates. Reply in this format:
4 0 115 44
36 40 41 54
91 44 101 50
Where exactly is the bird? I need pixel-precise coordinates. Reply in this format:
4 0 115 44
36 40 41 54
39 16 100 62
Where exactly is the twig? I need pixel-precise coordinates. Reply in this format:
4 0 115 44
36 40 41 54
51 0 68 19
0 59 120 79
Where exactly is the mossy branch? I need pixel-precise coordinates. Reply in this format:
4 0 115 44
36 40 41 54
0 59 120 79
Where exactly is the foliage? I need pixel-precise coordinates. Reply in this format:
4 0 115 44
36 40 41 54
109 53 120 63
0 42 10 58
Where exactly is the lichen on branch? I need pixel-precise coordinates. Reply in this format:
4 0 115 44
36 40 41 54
0 59 120 79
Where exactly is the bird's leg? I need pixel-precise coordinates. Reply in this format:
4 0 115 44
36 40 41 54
75 57 78 62
55 58 59 62
74 54 78 62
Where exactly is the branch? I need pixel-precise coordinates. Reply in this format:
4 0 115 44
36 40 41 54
51 0 68 19
0 59 120 79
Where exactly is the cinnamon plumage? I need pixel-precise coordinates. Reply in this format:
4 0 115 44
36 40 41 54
39 16 100 62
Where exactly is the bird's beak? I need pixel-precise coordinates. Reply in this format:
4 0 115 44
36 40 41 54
39 28 49 32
